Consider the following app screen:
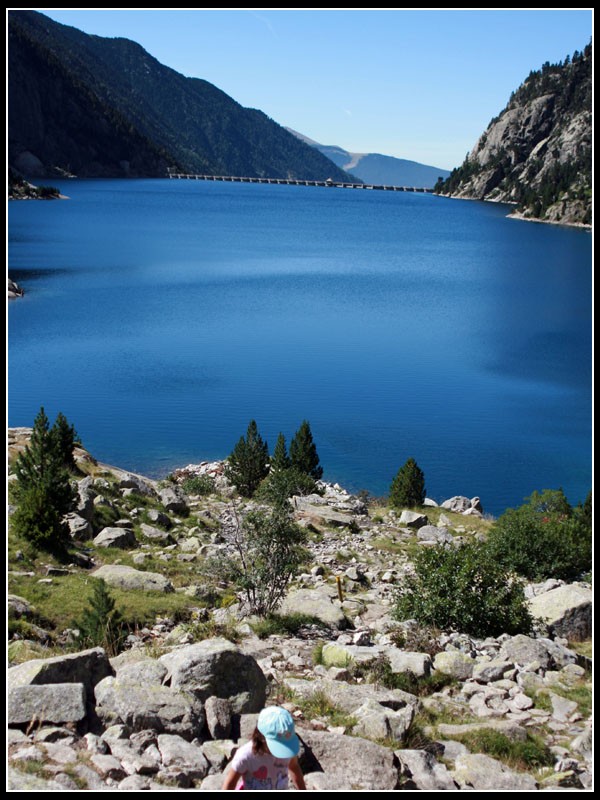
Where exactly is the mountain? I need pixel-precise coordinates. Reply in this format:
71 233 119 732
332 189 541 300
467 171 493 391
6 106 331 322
287 128 451 188
435 44 591 226
8 10 353 182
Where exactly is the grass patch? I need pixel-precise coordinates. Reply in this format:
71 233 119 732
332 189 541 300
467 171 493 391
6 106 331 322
179 617 241 644
8 572 194 637
352 655 457 696
571 639 593 660
536 681 593 718
451 729 554 772
251 613 330 639
293 689 357 729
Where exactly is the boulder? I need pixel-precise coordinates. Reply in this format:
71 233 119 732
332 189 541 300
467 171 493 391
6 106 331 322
93 527 137 549
386 650 432 678
416 525 453 544
8 683 86 726
95 668 204 740
451 753 538 790
146 509 172 528
157 734 210 782
93 565 174 593
159 485 188 514
399 510 428 529
7 647 113 696
117 474 156 497
65 513 94 540
139 523 174 543
472 659 514 683
284 677 418 717
397 749 458 790
8 594 33 620
280 587 348 629
498 634 552 670
159 638 267 714
352 698 414 743
300 730 399 790
433 651 474 680
441 496 471 513
204 696 232 740
528 583 592 641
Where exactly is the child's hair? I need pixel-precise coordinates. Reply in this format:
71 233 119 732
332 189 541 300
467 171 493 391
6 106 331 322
251 726 269 755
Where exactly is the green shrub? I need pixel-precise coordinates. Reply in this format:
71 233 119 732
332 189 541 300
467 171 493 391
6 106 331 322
485 488 592 581
394 541 534 637
227 506 309 616
181 474 216 496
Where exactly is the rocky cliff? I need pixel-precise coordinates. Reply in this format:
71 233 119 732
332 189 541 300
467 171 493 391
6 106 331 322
436 44 591 226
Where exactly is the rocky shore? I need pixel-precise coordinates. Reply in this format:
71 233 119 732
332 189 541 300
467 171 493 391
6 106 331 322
8 278 24 299
7 432 593 790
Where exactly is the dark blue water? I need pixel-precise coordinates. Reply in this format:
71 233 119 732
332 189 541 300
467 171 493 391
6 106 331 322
8 179 592 516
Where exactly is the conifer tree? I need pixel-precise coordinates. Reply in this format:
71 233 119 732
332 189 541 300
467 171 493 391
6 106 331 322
271 433 291 473
76 578 126 656
12 407 75 550
389 457 426 509
225 419 270 497
289 420 323 481
51 411 80 471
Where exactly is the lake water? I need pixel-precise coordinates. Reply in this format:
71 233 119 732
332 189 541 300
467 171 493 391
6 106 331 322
8 179 592 517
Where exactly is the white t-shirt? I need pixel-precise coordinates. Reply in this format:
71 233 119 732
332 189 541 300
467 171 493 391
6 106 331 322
230 740 291 790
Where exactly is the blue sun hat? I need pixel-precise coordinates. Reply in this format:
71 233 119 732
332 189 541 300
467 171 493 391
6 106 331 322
257 706 300 759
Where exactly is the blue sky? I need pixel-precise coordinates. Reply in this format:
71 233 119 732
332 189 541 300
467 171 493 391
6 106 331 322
32 8 592 170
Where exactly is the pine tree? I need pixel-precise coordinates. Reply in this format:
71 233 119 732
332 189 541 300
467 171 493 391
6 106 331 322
225 420 270 497
12 407 75 550
51 411 80 471
289 420 323 481
271 433 291 473
389 457 426 509
76 578 126 656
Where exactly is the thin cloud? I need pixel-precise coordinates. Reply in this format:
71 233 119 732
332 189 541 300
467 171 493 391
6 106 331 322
247 10 278 39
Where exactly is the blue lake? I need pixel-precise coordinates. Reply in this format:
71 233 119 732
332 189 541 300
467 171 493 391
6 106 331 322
8 179 592 516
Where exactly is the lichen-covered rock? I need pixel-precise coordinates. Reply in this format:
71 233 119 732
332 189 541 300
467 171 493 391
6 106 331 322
300 730 399 790
528 583 592 641
451 752 538 790
7 647 113 696
159 638 267 714
8 683 86 726
92 564 174 593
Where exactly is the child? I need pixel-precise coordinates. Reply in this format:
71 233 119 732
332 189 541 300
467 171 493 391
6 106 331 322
222 705 306 791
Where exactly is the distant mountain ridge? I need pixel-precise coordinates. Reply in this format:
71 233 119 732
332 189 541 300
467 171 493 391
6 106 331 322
8 10 353 182
287 128 451 188
435 44 591 226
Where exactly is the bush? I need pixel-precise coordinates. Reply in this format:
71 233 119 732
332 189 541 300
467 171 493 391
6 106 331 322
485 488 592 581
256 466 316 507
181 474 216 496
394 541 534 638
217 505 309 616
389 457 426 509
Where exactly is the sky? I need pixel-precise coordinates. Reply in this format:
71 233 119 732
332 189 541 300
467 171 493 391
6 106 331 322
29 8 593 170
